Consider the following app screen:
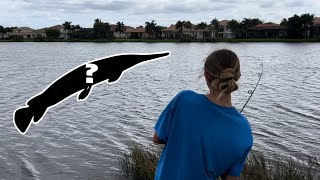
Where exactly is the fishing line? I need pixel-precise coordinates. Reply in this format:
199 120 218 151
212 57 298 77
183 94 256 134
240 61 264 113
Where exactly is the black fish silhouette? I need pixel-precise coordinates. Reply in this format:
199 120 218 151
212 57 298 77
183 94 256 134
13 51 171 134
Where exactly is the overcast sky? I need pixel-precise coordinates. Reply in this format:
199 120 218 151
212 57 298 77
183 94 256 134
1 0 319 29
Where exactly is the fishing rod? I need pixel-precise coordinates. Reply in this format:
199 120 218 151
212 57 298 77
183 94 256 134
240 62 264 113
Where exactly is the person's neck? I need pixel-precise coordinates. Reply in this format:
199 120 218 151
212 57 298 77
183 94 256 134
205 90 233 107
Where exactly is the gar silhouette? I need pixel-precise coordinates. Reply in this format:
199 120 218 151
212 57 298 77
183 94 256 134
13 51 171 134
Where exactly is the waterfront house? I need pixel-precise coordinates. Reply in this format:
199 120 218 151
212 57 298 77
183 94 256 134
126 27 151 39
161 24 200 39
49 25 68 39
162 24 214 39
314 17 320 38
31 25 68 39
162 25 178 39
11 27 35 38
248 24 287 38
0 32 11 39
109 24 134 38
70 28 95 39
182 25 197 38
161 24 197 39
32 28 46 38
217 20 234 39
194 26 214 39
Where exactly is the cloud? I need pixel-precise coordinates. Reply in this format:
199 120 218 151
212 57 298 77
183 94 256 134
0 0 319 28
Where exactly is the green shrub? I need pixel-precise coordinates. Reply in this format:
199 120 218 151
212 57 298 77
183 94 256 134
119 144 160 180
12 36 24 42
119 144 320 180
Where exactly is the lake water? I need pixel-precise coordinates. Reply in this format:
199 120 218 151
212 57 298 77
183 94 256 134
0 42 319 179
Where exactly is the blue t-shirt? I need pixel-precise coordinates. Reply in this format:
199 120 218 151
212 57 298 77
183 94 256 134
154 90 253 180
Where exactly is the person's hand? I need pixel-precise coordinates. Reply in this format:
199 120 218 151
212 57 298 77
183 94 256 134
153 132 165 144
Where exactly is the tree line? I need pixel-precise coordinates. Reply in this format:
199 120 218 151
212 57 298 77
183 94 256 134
88 13 317 39
224 13 315 39
280 14 315 38
0 13 318 40
0 26 16 34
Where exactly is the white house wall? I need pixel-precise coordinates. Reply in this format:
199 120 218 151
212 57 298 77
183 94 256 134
114 32 126 38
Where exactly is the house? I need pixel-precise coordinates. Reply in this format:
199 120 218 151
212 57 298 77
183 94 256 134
32 28 46 38
49 25 67 39
0 32 11 39
248 24 287 38
314 17 320 38
162 25 178 38
42 24 74 39
126 27 150 39
31 25 68 39
194 26 214 39
11 27 35 38
162 24 214 39
70 28 95 39
109 24 134 38
110 24 122 38
182 25 197 38
217 20 234 39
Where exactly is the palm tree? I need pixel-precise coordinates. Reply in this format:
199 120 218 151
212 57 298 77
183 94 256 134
0 26 4 39
155 25 165 39
210 18 220 38
175 20 185 38
241 18 262 38
196 22 207 39
104 22 111 39
4 27 14 34
287 14 303 38
184 21 192 38
93 19 103 38
280 18 288 26
116 21 125 34
74 25 81 29
0 25 4 33
62 21 72 31
300 13 314 38
93 18 110 39
62 21 73 39
227 19 241 38
145 20 157 39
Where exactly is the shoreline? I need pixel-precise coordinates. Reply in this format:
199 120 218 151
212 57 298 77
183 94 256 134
1 38 320 43
119 144 320 180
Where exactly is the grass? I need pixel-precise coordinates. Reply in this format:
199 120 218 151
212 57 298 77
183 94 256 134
118 144 320 180
119 144 161 180
242 151 319 180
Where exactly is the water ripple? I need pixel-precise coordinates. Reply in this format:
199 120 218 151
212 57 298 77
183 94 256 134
1 42 320 179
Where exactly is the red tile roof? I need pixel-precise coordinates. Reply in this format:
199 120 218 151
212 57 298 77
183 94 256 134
250 24 286 30
125 26 134 30
126 27 145 33
49 25 64 30
109 24 117 31
14 27 35 31
33 28 47 34
162 24 197 32
219 20 230 27
162 24 177 32
109 24 135 32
